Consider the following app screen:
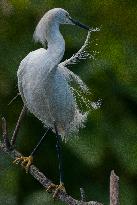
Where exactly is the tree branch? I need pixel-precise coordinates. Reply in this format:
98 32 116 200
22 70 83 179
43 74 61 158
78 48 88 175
0 117 120 205
80 187 86 202
110 170 119 205
11 105 27 146
0 142 102 205
1 117 11 149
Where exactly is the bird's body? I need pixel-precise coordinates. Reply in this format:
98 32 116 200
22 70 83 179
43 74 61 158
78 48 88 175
18 48 76 135
14 8 95 192
17 8 91 139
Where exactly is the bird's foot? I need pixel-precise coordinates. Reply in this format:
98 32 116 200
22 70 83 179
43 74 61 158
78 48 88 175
46 182 66 198
13 155 33 173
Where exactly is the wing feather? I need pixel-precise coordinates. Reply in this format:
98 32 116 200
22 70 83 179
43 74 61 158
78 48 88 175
59 30 92 67
58 28 101 113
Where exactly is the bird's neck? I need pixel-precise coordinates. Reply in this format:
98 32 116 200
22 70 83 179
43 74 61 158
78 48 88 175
34 18 65 68
46 22 65 65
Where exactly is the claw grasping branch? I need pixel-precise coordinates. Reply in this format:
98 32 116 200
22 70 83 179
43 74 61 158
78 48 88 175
0 142 102 205
0 116 120 205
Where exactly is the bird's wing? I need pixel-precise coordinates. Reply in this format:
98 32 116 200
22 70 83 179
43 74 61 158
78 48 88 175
58 30 92 95
57 64 92 113
59 30 92 67
17 53 32 105
58 29 100 111
17 65 27 104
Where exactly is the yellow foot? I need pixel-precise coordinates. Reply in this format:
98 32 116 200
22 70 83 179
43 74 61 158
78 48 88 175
46 183 66 198
13 155 33 173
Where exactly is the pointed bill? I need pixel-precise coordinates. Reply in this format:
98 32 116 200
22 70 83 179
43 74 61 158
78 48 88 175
69 17 90 30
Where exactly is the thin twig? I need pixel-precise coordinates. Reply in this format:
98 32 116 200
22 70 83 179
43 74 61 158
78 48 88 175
0 116 120 205
11 105 27 146
0 142 103 205
80 187 86 202
1 117 11 149
110 170 119 205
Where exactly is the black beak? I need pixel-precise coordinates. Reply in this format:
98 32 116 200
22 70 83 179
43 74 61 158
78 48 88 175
69 17 90 31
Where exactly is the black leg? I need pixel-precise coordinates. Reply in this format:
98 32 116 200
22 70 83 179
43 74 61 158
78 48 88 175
54 123 64 185
30 127 52 157
13 127 52 173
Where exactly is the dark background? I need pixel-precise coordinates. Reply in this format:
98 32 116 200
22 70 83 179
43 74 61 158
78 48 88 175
0 0 137 204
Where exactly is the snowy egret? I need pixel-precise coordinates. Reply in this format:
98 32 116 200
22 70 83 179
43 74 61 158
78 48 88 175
13 8 93 196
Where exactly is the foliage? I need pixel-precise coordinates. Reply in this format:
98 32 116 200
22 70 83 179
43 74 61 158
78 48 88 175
0 0 137 204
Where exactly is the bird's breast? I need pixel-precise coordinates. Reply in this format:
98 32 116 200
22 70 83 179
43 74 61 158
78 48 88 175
18 54 75 131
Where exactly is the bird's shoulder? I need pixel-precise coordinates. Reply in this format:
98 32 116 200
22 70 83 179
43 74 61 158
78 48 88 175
17 48 47 76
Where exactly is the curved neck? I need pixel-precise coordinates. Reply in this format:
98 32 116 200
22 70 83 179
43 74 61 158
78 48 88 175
34 19 65 67
46 22 65 64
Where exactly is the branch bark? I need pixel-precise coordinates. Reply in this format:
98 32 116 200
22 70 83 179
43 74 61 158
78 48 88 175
11 105 27 146
1 117 11 149
0 117 120 205
110 170 119 205
0 142 103 205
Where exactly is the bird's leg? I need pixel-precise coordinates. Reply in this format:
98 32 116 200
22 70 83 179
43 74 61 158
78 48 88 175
13 127 51 173
11 105 27 146
46 123 65 198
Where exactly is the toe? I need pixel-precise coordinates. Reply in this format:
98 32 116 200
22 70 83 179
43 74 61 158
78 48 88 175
53 183 66 199
13 156 33 173
46 183 58 192
13 156 23 164
25 161 32 173
21 158 28 166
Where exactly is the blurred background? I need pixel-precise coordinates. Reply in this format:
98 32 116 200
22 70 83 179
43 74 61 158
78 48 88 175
0 0 137 204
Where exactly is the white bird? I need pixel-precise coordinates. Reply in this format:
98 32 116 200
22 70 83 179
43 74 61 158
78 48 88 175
13 8 94 196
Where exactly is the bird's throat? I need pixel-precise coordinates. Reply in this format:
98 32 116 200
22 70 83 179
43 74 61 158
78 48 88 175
46 22 65 65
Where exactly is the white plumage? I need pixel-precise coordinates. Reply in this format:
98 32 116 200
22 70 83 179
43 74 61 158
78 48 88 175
17 8 92 139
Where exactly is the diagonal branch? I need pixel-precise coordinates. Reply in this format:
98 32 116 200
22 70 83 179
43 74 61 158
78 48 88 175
0 142 103 205
0 116 120 205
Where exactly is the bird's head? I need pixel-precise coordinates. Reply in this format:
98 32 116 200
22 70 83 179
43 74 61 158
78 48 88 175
46 8 90 30
33 8 90 45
